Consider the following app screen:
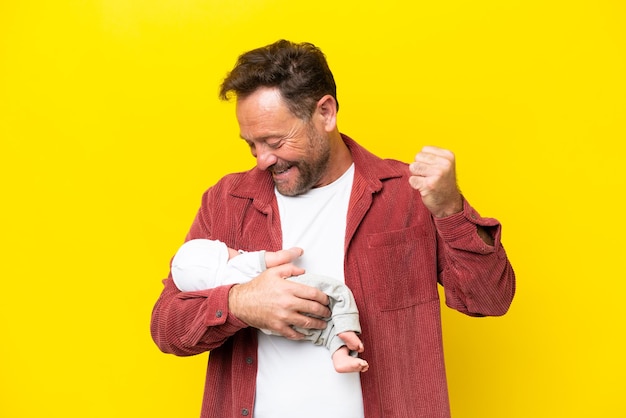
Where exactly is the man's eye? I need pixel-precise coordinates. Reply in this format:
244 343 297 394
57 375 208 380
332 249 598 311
267 141 281 149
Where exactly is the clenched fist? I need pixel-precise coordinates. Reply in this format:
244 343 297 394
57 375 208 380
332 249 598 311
409 146 463 218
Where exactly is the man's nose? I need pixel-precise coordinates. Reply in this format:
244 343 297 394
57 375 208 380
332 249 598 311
255 146 278 171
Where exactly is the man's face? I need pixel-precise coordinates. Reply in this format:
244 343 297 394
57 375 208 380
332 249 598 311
236 87 331 196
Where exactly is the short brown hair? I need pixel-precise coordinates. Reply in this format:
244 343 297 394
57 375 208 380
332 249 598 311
219 40 338 120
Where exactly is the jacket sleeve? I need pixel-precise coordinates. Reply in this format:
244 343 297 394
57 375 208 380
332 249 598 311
434 198 516 317
150 278 248 356
150 187 249 356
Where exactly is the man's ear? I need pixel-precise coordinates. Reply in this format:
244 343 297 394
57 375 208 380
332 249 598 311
316 94 338 132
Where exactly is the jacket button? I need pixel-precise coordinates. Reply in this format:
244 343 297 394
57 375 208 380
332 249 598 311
216 310 223 318
246 357 254 365
241 408 249 416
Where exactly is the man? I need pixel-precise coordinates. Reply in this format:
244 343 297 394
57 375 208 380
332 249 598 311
151 39 515 418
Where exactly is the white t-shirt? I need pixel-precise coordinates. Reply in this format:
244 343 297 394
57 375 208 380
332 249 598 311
254 163 364 418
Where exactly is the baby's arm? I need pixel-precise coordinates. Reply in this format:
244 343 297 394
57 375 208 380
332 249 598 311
172 241 302 292
226 247 240 260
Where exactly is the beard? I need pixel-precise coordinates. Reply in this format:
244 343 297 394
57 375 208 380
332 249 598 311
272 125 331 197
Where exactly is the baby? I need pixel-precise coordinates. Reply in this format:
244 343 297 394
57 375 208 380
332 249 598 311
171 239 369 373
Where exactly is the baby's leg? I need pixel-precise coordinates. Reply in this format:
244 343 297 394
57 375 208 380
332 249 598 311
332 346 369 373
264 247 303 268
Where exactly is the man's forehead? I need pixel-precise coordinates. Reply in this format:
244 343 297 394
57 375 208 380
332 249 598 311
236 87 285 114
236 89 304 141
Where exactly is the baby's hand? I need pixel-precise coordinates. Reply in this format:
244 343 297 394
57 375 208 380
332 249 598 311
264 247 304 268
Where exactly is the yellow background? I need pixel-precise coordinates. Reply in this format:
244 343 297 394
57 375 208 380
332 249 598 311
1 1 624 417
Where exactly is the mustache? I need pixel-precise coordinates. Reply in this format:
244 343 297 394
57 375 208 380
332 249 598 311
269 161 296 173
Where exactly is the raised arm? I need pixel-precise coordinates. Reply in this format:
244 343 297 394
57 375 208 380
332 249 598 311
434 199 515 316
409 146 515 316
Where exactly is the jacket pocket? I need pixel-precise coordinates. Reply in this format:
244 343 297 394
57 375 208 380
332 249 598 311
364 225 439 311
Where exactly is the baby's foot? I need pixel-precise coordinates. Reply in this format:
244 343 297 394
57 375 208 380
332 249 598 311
332 347 369 373
337 331 364 353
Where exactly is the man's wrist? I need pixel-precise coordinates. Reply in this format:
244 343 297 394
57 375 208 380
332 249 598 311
431 195 463 218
